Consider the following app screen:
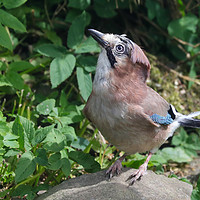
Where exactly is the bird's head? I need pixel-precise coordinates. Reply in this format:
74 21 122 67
89 29 151 82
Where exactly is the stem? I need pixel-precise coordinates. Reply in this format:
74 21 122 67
27 106 31 120
84 128 98 153
20 101 27 116
14 168 45 190
79 120 90 137
12 100 16 115
17 90 24 115
1 98 6 111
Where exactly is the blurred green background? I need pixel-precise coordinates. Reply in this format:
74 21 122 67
0 0 199 199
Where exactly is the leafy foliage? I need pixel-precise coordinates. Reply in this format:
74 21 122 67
0 0 199 199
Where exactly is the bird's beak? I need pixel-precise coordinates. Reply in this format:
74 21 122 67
88 29 109 48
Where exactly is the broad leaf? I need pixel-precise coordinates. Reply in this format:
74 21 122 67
33 125 54 146
68 0 91 10
9 61 34 72
0 23 12 50
48 152 62 170
67 11 91 49
12 116 24 151
168 14 198 40
75 36 101 53
94 0 117 18
71 137 89 151
19 116 35 150
77 67 92 101
34 148 48 166
0 75 12 87
69 151 100 172
3 0 27 9
43 129 65 152
36 99 56 115
50 54 76 88
35 44 67 58
44 30 62 46
15 151 36 183
6 71 24 90
0 9 26 32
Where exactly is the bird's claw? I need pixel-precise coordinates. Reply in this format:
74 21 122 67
126 164 147 185
106 160 123 180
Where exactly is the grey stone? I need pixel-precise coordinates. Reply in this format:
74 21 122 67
36 168 193 200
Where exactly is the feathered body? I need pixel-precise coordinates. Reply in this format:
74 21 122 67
83 29 200 183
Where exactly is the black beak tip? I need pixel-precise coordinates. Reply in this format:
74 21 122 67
88 29 108 47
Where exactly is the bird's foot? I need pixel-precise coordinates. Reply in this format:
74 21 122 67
106 159 123 180
126 163 148 186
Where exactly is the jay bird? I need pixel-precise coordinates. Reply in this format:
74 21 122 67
83 29 200 185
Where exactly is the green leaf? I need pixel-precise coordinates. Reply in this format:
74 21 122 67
168 14 198 40
35 44 67 58
12 116 24 151
77 55 97 72
3 140 19 148
67 11 91 49
71 137 89 151
77 67 92 101
94 0 117 18
15 151 36 183
145 0 159 20
44 30 62 46
61 158 71 177
50 54 76 88
68 0 91 10
36 99 56 115
6 71 24 90
159 147 192 163
0 75 12 87
65 9 82 23
33 125 54 146
3 0 27 9
19 116 35 150
0 23 12 50
9 61 34 72
43 129 65 152
69 151 100 172
61 126 77 143
48 152 62 170
75 36 101 53
0 121 10 136
172 128 188 146
34 148 48 166
60 149 71 176
4 149 20 157
0 9 26 32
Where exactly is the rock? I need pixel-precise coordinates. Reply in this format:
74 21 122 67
36 168 193 200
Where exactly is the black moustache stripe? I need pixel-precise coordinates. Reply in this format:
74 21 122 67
106 47 116 68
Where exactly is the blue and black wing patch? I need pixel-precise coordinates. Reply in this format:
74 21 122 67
150 105 176 125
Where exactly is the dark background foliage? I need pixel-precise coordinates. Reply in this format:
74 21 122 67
0 0 199 199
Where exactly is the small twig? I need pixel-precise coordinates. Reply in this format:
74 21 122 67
44 0 53 28
52 0 67 20
185 0 193 11
173 36 200 48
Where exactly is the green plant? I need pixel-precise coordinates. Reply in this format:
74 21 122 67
0 0 199 199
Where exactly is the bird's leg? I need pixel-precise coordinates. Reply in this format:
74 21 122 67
126 152 153 185
106 154 126 179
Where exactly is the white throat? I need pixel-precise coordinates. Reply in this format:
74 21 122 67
93 49 111 93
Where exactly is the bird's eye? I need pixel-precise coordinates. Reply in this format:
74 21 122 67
115 44 125 53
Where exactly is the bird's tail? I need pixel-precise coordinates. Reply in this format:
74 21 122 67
178 111 200 128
